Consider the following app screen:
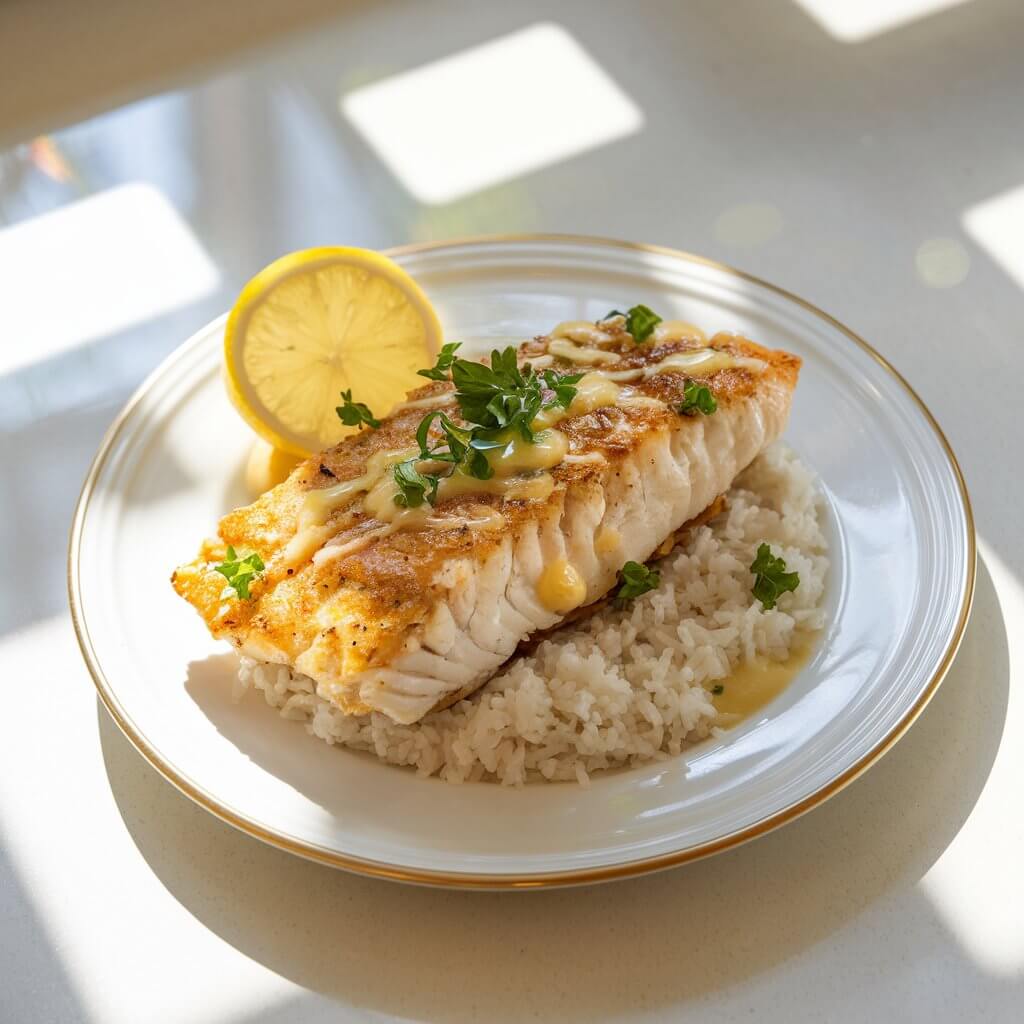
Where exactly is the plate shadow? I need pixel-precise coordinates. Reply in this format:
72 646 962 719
101 556 1005 1021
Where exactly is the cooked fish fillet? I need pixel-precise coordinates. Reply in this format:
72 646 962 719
173 324 801 724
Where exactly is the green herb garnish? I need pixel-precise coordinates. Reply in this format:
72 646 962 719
712 684 724 696
450 348 542 441
214 546 265 600
601 304 662 343
392 459 439 508
624 304 662 343
335 389 380 430
415 410 501 481
750 543 800 610
678 379 717 416
399 348 584 503
417 341 462 381
543 368 585 409
614 560 661 607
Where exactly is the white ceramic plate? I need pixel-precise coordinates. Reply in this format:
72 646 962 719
70 236 974 888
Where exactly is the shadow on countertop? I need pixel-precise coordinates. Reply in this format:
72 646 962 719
99 555 1010 1023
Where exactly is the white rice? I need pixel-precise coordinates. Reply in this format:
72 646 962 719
237 444 829 785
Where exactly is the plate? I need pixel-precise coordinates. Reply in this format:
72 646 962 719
69 235 974 888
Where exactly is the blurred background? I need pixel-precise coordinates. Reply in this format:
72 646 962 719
2 2 1022 1021
4 0 1021 646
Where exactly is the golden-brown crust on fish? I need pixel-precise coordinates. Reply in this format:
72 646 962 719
172 332 799 684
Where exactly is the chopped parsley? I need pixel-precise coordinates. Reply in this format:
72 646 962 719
601 304 662 343
678 379 717 416
750 543 800 610
417 341 462 381
414 410 502 480
335 389 380 430
712 684 725 696
392 458 438 508
214 546 265 600
449 347 576 441
543 368 585 410
624 304 662 343
614 560 661 607
395 347 584 506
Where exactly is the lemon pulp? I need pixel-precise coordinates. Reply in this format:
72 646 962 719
224 247 441 456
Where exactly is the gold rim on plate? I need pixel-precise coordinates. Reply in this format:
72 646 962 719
67 233 977 889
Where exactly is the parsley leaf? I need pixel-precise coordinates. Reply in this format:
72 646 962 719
712 684 725 696
624 304 662 343
414 411 498 480
403 347 586 498
599 305 662 342
417 341 462 381
448 347 582 434
543 369 584 410
750 543 800 610
393 459 439 508
614 560 661 607
335 389 380 429
214 545 265 600
451 348 540 439
678 379 718 416
415 411 467 462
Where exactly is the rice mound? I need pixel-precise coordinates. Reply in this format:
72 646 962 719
237 445 829 785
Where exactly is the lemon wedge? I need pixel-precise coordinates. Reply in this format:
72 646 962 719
224 247 442 457
244 439 303 497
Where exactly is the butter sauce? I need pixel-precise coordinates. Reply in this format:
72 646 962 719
290 443 564 564
534 372 624 429
547 329 764 380
568 372 624 415
436 470 556 503
563 452 607 465
712 641 812 726
284 449 413 563
312 502 506 565
392 391 455 413
548 339 622 366
553 316 704 348
550 320 618 346
647 349 767 377
296 449 412 532
651 320 707 344
487 429 569 477
536 558 587 613
616 390 666 411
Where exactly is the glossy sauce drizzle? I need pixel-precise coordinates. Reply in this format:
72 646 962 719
712 640 813 726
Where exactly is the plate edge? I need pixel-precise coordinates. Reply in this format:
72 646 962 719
66 233 977 889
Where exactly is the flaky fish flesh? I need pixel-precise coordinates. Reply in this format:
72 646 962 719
173 319 800 724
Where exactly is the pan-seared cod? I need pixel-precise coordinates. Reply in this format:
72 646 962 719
173 316 800 724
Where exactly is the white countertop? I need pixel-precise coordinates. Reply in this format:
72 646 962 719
2 1 1021 1020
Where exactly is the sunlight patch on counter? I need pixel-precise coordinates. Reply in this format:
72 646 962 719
340 23 643 205
920 539 1024 977
793 0 973 42
963 183 1024 290
915 238 970 289
0 183 219 376
0 615 296 1024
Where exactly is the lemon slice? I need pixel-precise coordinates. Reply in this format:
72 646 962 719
244 439 303 498
224 247 442 457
